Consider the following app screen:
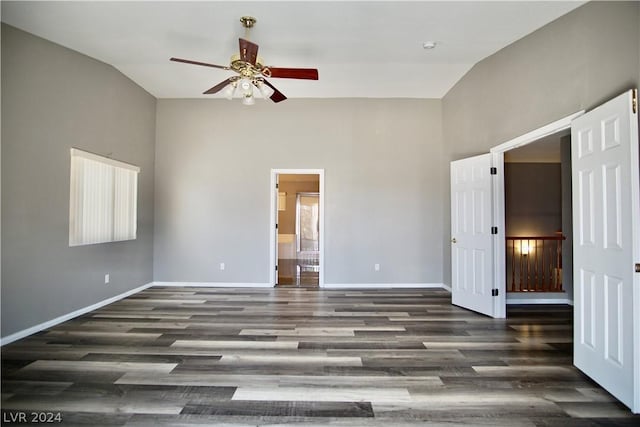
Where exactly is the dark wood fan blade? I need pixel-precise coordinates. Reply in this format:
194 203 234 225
203 78 234 94
170 57 229 70
267 67 318 80
239 38 259 65
262 79 287 103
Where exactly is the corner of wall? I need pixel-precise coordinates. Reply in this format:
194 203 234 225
1 25 157 337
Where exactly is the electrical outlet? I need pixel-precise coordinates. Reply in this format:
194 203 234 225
374 263 380 271
104 273 110 284
220 263 225 271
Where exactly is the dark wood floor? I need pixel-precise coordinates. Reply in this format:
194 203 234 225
2 287 639 426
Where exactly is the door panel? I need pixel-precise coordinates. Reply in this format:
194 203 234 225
604 275 623 366
603 164 620 249
450 153 495 317
571 89 639 411
579 269 596 350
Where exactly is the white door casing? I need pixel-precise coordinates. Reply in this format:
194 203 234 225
269 169 325 288
571 89 639 412
490 111 584 315
450 153 495 317
274 174 280 284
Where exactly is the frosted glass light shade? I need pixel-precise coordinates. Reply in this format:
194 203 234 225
258 81 274 98
223 83 236 100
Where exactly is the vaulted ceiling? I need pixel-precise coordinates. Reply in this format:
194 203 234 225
2 1 585 99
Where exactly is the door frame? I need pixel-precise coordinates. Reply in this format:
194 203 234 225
269 169 325 287
489 111 584 318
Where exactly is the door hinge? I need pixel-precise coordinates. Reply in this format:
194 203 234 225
275 265 278 271
635 263 640 273
276 183 279 189
490 167 497 175
491 226 498 235
492 289 499 297
276 223 278 229
633 89 637 114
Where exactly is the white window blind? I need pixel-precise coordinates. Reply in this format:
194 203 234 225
69 148 140 246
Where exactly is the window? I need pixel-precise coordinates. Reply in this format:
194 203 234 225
69 148 139 246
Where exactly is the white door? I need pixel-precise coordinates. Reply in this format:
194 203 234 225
571 89 639 412
451 153 495 317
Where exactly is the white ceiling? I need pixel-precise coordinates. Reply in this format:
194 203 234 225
2 1 585 99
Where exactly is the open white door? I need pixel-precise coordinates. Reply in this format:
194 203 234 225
451 153 496 317
270 173 280 287
571 89 639 413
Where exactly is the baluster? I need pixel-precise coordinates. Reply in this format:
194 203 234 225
506 235 567 294
549 245 556 286
534 238 539 291
519 239 524 291
511 240 516 292
557 236 563 291
529 239 534 291
540 239 547 292
555 237 561 291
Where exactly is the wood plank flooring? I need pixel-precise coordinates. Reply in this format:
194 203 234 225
277 258 319 287
2 287 639 426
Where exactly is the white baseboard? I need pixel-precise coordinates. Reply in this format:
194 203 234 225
507 298 574 305
0 282 154 346
321 283 447 289
151 281 273 288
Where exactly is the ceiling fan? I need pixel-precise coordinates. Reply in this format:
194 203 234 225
170 16 319 104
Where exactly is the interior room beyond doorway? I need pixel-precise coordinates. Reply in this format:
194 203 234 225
503 129 573 304
277 174 320 287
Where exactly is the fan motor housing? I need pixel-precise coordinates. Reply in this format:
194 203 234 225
230 53 266 77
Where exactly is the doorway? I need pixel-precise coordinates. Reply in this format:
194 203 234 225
502 130 573 305
452 91 640 412
270 170 324 287
490 111 584 318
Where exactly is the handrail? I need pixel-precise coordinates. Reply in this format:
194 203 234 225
506 234 566 293
506 235 565 241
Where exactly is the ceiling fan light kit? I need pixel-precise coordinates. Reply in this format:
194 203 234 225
170 16 318 105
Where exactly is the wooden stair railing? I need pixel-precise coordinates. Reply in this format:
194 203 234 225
506 233 566 292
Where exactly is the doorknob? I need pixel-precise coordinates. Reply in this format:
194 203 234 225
451 238 457 244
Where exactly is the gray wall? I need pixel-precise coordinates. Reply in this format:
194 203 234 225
1 25 156 337
154 99 444 285
504 163 562 237
442 0 640 286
